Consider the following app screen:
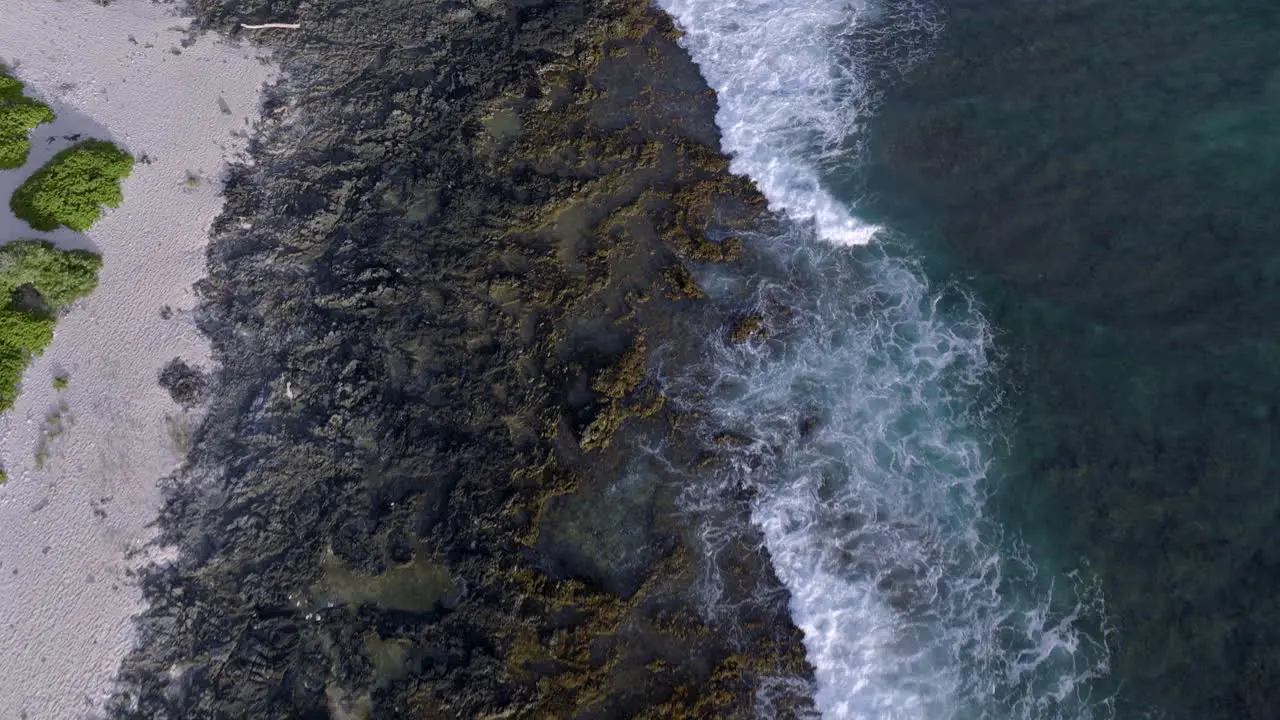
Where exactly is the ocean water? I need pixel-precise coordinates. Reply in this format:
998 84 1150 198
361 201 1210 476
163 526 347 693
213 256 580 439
859 2 1280 718
653 0 1118 717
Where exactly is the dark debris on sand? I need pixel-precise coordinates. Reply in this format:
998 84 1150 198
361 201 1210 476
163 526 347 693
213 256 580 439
158 358 210 409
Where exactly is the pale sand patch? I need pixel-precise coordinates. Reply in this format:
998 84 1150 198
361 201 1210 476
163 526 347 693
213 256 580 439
0 3 276 718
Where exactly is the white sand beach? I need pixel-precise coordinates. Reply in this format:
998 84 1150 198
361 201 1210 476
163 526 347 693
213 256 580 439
0 3 275 717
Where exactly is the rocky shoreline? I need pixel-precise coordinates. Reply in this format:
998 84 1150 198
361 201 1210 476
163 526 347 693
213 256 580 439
109 0 813 717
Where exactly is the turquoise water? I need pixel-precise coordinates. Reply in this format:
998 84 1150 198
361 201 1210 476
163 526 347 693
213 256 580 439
862 1 1280 718
654 0 1280 716
653 0 1120 716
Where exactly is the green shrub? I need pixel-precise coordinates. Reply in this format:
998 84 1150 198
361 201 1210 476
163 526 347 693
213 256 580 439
0 345 29 411
0 68 55 170
0 240 101 411
0 308 55 352
0 239 102 308
10 139 133 231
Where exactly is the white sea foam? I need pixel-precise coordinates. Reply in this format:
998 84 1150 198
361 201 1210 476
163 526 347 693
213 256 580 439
657 0 882 245
666 237 1113 719
653 0 1115 717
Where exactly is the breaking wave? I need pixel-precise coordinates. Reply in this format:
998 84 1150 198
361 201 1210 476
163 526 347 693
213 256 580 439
652 0 1116 717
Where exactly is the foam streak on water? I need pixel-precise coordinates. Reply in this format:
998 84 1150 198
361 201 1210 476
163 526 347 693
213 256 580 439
651 0 1114 717
657 0 882 245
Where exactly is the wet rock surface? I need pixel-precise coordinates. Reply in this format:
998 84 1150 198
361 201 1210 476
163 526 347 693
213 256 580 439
110 0 813 717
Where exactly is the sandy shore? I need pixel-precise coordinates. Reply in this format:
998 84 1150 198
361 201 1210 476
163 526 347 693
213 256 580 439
0 3 275 717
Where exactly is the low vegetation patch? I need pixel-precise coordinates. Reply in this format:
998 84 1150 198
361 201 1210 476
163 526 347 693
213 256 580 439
34 402 70 469
0 240 101 411
10 139 133 231
0 67 55 170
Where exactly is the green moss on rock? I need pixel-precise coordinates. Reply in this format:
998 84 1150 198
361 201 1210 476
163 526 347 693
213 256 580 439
0 67 55 170
662 263 704 301
580 334 667 451
0 240 101 411
10 139 133 231
728 314 764 343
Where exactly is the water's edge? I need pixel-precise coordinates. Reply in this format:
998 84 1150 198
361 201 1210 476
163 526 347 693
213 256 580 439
655 0 1116 716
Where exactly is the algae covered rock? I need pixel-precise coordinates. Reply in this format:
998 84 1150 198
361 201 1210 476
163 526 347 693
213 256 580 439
0 240 101 410
105 0 812 716
10 139 133 231
0 67 55 170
